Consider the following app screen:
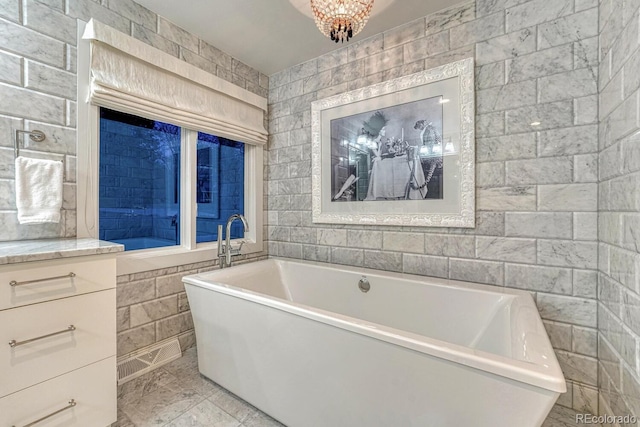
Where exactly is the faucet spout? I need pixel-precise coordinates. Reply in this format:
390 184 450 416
218 214 249 269
226 214 249 241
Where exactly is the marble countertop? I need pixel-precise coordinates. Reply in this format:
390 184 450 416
0 238 124 265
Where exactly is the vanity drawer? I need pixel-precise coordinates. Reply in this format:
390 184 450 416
0 255 116 311
0 356 116 427
0 289 116 398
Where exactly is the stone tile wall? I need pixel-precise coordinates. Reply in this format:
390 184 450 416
267 0 600 413
598 0 640 422
0 0 268 242
116 253 267 357
0 0 268 357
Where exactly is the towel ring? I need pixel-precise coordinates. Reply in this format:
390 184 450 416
14 130 46 158
14 129 66 180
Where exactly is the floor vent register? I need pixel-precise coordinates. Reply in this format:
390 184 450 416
117 337 182 385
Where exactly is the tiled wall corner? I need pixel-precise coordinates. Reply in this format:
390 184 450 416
266 0 599 412
0 0 268 242
115 253 267 358
598 0 640 422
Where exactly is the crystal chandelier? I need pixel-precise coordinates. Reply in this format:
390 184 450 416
310 0 375 43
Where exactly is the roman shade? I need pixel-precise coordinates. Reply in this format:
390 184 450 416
82 19 267 145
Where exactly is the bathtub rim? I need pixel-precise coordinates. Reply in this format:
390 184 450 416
183 257 566 393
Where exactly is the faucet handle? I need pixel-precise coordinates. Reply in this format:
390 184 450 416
228 240 245 255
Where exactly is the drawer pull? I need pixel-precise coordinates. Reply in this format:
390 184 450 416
9 325 76 348
9 272 76 287
13 399 77 427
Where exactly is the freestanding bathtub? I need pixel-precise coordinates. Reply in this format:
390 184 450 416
183 258 566 427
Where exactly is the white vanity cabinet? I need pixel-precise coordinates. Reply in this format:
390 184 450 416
0 241 120 427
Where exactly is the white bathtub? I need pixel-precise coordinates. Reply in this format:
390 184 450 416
183 258 566 427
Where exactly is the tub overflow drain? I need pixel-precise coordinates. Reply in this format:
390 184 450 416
358 276 370 293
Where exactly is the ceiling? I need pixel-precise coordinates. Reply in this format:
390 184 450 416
133 0 466 76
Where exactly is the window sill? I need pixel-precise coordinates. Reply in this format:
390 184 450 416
116 240 264 275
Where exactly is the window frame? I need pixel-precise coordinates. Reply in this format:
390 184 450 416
77 22 264 275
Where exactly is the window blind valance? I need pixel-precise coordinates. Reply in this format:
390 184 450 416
82 19 267 146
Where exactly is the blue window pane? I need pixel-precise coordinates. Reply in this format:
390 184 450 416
99 108 181 251
196 132 244 244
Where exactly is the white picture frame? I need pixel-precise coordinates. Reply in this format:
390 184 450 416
311 57 475 227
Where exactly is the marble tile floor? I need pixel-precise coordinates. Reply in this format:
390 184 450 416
114 347 284 427
114 347 597 427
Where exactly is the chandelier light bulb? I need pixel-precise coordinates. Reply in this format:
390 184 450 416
310 0 375 43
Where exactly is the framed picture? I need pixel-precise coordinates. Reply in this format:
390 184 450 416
311 57 475 227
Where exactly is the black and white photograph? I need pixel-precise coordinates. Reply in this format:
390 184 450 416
312 58 475 227
330 95 448 203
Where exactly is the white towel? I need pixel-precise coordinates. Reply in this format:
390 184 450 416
15 156 63 224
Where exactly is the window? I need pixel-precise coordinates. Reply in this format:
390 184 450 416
99 109 182 251
98 108 253 252
195 132 245 244
77 19 264 274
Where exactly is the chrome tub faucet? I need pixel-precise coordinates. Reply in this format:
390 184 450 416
217 214 249 268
